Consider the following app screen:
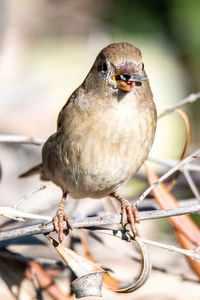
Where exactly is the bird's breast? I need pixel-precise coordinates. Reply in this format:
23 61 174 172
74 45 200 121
59 95 156 198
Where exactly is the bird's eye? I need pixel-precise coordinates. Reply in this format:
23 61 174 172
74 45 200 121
98 61 108 74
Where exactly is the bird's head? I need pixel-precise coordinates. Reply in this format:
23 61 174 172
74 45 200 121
85 43 148 94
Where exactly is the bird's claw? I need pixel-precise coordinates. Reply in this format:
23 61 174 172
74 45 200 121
53 212 73 243
121 203 140 236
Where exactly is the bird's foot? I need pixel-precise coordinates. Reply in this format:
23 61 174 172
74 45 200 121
53 212 73 243
110 192 139 236
121 200 140 236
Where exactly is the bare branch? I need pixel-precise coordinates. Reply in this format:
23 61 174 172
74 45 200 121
0 203 200 242
1 198 198 222
148 156 200 172
0 206 51 222
182 169 200 202
135 149 200 207
0 134 45 145
92 228 200 263
86 228 200 264
158 92 200 118
149 156 200 202
13 184 47 209
137 237 200 263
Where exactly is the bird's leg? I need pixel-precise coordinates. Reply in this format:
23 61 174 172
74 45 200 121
110 191 140 235
53 191 73 242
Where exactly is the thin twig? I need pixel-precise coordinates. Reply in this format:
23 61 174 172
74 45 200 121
137 199 198 210
87 228 200 264
158 92 200 118
182 169 200 202
148 156 200 172
137 237 200 263
0 204 200 241
0 134 45 145
13 184 47 209
0 206 51 222
135 149 200 207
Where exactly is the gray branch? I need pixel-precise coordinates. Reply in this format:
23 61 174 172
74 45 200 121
0 134 45 145
158 92 200 118
0 204 200 242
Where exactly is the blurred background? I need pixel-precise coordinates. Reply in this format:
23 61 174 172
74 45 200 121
0 0 200 299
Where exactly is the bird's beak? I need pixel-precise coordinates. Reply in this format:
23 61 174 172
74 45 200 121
113 64 148 92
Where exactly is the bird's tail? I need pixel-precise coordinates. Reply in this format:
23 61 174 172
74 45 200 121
19 163 42 178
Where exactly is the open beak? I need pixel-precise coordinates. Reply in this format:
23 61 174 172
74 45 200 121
113 64 148 92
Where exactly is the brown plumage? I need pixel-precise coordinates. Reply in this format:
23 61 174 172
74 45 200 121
20 42 157 242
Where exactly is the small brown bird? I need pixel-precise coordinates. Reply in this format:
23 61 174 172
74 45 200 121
20 43 157 242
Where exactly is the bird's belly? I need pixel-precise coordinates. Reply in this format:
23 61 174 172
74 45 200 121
59 111 155 199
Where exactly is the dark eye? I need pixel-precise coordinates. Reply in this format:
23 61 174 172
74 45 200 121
98 61 108 73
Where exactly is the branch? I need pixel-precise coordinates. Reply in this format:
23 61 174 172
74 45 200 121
13 184 47 209
85 228 200 264
0 206 51 222
182 169 200 202
0 134 45 145
137 237 200 264
135 148 200 206
90 228 200 263
148 156 200 202
0 204 200 241
148 156 200 172
158 92 200 118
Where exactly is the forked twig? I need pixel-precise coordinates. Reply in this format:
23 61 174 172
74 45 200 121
135 149 200 207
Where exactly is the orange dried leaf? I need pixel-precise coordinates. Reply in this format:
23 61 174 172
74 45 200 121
27 260 71 300
51 237 123 290
145 165 200 278
146 165 200 243
53 240 104 277
80 232 122 289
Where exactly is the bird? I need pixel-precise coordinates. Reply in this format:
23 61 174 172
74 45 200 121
20 42 157 242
